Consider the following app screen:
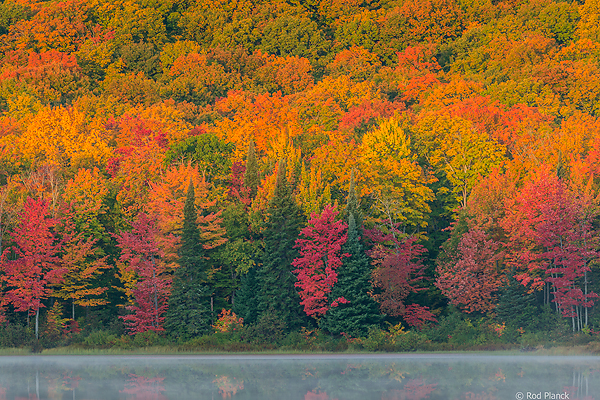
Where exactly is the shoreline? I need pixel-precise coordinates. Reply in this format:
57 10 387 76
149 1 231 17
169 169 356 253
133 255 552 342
2 344 600 357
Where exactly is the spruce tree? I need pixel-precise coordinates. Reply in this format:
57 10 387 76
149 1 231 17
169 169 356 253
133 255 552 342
256 160 305 330
319 179 381 336
244 140 260 198
165 180 211 339
496 273 538 330
233 265 259 325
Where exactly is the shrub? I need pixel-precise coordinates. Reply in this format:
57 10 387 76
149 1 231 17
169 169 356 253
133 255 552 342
84 330 117 348
133 330 164 347
243 309 286 345
0 324 30 348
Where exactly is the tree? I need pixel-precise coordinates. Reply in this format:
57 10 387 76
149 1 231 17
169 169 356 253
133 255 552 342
416 115 505 209
256 160 305 330
495 273 538 330
359 116 435 230
116 213 171 334
164 181 212 339
52 216 109 321
319 183 381 336
501 169 599 331
292 205 348 318
0 198 66 340
243 140 260 199
435 228 503 314
368 230 433 326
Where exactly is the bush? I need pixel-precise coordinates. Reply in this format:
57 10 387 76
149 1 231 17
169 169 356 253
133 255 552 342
84 330 117 348
242 309 286 345
362 325 429 352
133 330 164 347
0 324 30 348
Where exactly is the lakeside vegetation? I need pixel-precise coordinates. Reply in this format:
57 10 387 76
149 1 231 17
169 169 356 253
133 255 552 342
3 0 600 353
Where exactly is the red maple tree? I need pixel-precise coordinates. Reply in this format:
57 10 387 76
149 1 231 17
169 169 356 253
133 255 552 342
116 213 172 334
0 198 66 339
292 205 349 318
435 228 503 313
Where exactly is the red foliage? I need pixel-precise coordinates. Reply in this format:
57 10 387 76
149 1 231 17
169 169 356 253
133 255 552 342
435 228 503 313
339 99 405 132
0 198 66 317
403 304 437 330
226 161 251 206
0 50 80 80
366 228 434 326
292 205 349 318
116 213 171 334
501 169 598 317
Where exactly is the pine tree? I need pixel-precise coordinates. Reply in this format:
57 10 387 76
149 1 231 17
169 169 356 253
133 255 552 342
319 181 381 336
345 170 362 227
233 265 259 325
244 140 260 198
496 273 538 330
256 160 305 330
164 180 211 339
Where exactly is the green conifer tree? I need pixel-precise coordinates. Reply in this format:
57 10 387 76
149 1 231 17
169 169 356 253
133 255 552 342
233 265 259 325
319 179 381 336
244 140 260 198
256 160 305 330
496 273 538 330
165 180 211 339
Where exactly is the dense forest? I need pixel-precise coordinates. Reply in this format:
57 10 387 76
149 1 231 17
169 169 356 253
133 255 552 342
1 0 600 350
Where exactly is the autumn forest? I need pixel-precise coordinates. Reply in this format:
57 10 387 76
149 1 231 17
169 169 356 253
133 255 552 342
1 0 600 350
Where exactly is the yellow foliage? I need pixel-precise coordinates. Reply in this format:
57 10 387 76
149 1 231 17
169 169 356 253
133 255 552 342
578 0 600 43
19 106 112 169
359 116 435 228
64 167 109 217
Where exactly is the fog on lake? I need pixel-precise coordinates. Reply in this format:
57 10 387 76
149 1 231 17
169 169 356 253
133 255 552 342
0 354 597 399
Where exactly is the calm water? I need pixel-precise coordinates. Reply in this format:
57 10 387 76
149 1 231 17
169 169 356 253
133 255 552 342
0 354 598 399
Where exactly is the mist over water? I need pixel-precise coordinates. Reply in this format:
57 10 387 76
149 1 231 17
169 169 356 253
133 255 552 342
0 354 597 399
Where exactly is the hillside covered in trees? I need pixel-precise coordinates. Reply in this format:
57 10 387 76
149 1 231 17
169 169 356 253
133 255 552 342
1 0 600 350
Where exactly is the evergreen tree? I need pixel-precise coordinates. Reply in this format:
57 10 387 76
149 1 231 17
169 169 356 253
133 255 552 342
165 180 211 339
233 265 259 325
320 181 381 336
345 170 362 227
244 140 260 198
496 273 538 330
256 160 305 330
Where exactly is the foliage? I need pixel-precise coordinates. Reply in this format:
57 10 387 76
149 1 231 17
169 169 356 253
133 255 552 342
256 161 306 330
212 309 243 333
2 0 600 348
293 204 348 318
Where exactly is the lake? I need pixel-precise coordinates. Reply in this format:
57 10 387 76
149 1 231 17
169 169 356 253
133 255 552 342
0 354 597 399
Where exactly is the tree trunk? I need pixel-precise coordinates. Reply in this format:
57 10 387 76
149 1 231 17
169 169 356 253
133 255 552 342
35 307 39 340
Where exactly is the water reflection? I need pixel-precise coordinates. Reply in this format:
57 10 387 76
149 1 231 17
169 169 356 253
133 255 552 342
0 355 598 399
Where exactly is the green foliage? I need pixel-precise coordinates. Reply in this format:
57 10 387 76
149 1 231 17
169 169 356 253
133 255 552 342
244 140 260 198
0 1 30 36
259 11 331 65
495 274 538 330
319 213 382 336
242 307 287 345
256 161 306 330
84 330 117 348
133 330 165 347
362 326 430 352
0 324 29 348
165 181 213 340
119 41 161 78
234 265 259 325
164 134 234 183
